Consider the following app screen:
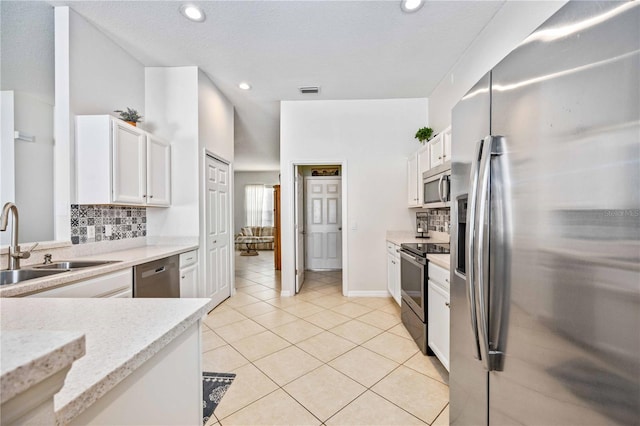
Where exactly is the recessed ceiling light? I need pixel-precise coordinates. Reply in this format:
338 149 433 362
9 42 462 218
238 82 252 90
180 4 206 22
401 0 424 13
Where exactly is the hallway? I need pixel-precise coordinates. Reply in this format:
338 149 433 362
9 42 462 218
202 251 449 425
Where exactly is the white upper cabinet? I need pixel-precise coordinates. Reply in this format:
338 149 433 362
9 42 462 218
112 120 147 204
146 134 171 206
407 153 420 207
417 142 430 180
429 126 452 168
76 115 171 207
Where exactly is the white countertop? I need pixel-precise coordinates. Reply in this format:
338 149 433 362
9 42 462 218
1 330 86 404
427 254 451 270
1 297 214 425
0 244 197 298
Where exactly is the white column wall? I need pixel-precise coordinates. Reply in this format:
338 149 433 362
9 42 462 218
280 98 428 296
145 67 200 239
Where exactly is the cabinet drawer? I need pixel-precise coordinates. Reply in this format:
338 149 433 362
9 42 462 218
27 269 132 298
428 262 450 289
180 250 198 268
386 242 399 256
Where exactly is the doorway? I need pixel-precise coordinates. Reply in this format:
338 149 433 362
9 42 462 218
204 154 232 307
293 164 344 295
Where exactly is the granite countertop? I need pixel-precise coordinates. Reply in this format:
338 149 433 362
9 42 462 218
386 231 451 270
1 330 86 404
0 244 197 298
1 297 214 425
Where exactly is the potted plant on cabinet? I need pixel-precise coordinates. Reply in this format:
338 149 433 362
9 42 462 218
415 127 434 144
114 107 143 126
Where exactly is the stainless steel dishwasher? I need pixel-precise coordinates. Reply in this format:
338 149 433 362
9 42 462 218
133 255 180 298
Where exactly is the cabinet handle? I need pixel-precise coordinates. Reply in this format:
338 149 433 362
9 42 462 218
439 156 442 159
149 195 154 199
445 302 450 308
143 195 147 198
181 275 186 279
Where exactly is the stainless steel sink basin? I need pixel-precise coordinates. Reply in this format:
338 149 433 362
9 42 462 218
0 269 69 286
33 260 119 270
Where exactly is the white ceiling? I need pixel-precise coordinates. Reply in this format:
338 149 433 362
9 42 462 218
53 0 505 171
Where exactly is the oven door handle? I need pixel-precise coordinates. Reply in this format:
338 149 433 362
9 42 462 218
400 250 426 266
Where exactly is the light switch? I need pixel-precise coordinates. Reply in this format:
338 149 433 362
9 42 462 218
87 225 95 239
105 224 112 237
351 221 357 230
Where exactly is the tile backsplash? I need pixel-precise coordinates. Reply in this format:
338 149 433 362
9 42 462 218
71 205 146 244
417 209 451 233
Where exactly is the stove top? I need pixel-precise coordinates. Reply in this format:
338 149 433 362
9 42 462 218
401 242 450 257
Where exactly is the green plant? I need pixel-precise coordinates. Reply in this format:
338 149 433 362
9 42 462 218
114 107 143 123
415 127 434 144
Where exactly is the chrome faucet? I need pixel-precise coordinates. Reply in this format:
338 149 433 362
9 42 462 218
1 202 38 270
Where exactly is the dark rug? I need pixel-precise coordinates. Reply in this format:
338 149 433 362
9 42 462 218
203 372 236 425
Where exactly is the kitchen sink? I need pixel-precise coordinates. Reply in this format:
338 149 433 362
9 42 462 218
0 269 69 286
33 260 119 270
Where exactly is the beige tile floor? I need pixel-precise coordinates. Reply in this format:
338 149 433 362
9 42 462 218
203 251 449 426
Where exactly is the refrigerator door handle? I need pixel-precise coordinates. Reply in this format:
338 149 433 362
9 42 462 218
476 135 508 372
487 135 510 372
466 139 483 361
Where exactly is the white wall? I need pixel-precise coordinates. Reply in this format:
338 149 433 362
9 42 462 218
428 1 566 132
145 67 200 238
1 1 56 244
69 9 145 116
198 70 234 162
234 171 280 234
280 98 428 296
0 0 55 105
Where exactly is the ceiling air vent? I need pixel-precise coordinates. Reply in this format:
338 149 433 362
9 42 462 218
299 86 320 94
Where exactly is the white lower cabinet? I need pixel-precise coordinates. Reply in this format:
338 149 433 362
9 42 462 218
179 250 199 298
428 262 450 371
27 269 132 298
386 242 401 305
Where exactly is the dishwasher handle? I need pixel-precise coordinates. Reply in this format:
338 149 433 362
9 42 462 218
141 265 167 278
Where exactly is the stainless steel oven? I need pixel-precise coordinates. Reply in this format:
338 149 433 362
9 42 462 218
400 242 450 355
423 162 451 208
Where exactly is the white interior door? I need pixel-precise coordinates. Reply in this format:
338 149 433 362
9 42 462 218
205 155 231 307
295 170 305 293
305 177 342 270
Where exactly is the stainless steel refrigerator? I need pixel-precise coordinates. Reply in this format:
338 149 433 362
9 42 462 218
450 2 640 425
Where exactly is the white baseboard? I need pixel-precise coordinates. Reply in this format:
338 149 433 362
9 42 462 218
280 290 292 297
346 290 390 298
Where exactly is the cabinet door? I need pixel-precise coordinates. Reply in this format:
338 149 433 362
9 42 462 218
27 269 132 298
387 252 396 301
407 153 419 207
180 263 199 298
394 252 401 305
146 135 171 206
442 126 452 163
112 121 146 204
428 280 450 371
429 134 444 168
418 144 430 175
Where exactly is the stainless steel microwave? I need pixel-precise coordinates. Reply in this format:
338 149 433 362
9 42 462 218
423 162 451 208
